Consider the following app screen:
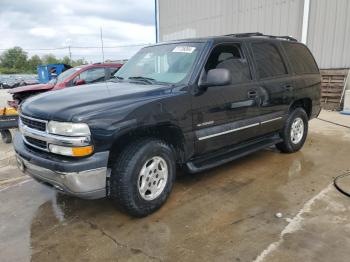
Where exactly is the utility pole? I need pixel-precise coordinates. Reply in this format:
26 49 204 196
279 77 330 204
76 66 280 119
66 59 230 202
301 0 310 44
155 0 159 43
68 45 72 64
100 27 105 63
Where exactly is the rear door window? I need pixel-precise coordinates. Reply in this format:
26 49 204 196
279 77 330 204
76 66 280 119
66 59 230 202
251 42 287 79
282 42 319 74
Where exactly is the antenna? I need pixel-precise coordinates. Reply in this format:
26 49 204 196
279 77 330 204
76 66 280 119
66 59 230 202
100 27 105 63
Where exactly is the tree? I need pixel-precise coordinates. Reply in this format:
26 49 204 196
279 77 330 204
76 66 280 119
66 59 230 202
71 58 87 67
60 56 71 65
0 46 91 74
0 46 28 70
41 54 59 64
27 55 43 72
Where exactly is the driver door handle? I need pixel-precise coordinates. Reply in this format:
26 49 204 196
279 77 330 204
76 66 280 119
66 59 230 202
284 85 294 91
248 90 257 98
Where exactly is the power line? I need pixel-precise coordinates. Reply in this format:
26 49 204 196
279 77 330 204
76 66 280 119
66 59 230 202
0 47 67 51
0 43 149 51
67 43 148 49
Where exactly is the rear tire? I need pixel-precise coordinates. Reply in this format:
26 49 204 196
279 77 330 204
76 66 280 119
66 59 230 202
109 138 176 217
276 108 308 153
1 130 12 144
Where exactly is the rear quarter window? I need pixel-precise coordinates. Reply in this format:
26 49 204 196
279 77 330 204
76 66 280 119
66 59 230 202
282 42 319 74
251 42 287 79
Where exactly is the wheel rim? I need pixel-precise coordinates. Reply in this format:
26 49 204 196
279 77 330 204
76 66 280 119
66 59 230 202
290 117 304 144
137 156 168 201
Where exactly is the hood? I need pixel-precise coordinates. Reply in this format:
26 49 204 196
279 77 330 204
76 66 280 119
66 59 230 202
9 83 54 94
21 81 172 122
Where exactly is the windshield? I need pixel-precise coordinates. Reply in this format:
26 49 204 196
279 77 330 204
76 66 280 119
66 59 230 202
114 42 204 84
49 67 81 84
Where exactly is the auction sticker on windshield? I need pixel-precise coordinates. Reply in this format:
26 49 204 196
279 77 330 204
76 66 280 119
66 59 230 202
172 46 196 53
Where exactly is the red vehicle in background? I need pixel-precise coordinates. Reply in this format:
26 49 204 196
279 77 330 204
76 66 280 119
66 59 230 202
8 63 123 108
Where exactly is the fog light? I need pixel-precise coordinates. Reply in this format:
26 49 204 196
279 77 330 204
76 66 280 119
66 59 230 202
49 144 93 157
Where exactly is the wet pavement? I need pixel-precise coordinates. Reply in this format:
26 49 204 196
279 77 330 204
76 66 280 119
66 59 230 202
1 113 350 262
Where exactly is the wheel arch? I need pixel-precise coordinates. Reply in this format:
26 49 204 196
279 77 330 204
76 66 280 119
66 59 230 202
289 98 312 119
107 124 187 168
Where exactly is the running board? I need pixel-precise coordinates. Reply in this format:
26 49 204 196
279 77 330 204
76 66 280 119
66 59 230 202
185 135 282 173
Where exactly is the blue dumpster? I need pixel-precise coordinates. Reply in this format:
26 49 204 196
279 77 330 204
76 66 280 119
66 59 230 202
37 64 72 83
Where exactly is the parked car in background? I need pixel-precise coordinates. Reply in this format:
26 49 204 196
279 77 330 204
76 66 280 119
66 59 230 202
8 63 123 108
14 33 321 217
0 75 39 89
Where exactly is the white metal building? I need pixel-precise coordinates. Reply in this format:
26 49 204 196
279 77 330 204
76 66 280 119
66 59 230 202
156 0 350 69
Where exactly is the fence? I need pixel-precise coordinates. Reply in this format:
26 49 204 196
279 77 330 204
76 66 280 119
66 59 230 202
320 69 350 111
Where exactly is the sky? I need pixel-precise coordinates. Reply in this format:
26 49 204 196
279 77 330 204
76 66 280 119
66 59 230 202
0 0 156 62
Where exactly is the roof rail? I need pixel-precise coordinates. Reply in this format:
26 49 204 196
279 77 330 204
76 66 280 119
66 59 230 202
224 32 298 42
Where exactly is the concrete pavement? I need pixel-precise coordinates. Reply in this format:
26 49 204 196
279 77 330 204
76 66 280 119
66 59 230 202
0 112 350 262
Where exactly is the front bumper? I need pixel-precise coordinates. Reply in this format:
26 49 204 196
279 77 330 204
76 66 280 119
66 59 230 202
13 132 109 199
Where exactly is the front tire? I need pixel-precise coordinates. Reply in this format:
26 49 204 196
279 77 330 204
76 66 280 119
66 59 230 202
109 139 176 217
276 108 308 153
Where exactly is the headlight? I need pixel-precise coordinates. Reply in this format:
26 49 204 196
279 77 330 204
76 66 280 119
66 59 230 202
48 121 90 136
49 144 94 157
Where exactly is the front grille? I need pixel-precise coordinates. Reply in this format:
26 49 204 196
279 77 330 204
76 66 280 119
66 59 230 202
21 116 46 131
25 136 47 149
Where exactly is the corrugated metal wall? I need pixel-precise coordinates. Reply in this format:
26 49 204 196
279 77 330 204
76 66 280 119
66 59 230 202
159 0 304 41
158 0 350 69
307 0 350 68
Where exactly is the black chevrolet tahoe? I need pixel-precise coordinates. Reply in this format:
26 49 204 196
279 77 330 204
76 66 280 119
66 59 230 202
14 33 321 217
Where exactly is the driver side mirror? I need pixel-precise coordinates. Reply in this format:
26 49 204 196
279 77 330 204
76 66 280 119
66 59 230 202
199 68 231 88
74 79 86 86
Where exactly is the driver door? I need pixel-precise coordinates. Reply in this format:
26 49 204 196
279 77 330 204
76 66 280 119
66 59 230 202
192 43 262 155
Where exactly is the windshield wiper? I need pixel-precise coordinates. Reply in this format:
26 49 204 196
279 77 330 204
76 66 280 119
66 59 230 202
128 76 156 84
108 76 124 82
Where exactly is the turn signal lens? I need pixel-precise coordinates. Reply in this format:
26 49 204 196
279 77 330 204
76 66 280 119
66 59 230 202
72 146 94 157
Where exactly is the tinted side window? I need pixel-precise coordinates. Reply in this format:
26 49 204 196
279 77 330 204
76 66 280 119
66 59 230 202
282 42 318 74
205 44 252 84
251 42 287 79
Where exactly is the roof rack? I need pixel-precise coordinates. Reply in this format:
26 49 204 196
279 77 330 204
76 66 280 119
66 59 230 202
224 32 298 42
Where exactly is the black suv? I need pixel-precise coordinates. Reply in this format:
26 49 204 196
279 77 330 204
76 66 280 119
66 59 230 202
14 33 321 217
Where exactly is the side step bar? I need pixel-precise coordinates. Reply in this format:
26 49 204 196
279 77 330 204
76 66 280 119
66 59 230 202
185 135 283 173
